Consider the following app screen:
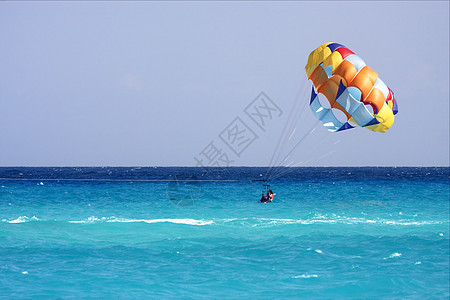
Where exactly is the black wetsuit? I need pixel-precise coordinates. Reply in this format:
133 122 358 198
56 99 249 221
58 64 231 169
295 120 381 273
260 195 272 203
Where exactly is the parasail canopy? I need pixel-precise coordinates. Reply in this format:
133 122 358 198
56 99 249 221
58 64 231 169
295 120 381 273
305 42 398 133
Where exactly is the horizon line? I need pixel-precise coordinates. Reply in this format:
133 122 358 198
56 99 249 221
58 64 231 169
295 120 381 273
0 165 448 168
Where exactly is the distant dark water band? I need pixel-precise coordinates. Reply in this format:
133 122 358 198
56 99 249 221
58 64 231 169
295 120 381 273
0 178 239 182
0 167 447 182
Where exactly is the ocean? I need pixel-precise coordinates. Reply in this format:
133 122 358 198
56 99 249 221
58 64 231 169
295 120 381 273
0 167 449 299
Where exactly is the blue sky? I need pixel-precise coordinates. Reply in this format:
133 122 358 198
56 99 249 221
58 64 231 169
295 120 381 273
0 1 448 166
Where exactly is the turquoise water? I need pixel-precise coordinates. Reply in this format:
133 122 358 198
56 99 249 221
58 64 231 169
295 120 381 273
1 167 449 298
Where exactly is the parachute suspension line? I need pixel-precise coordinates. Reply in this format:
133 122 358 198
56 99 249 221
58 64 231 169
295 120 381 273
286 119 320 160
273 120 319 171
265 96 311 180
268 131 348 181
275 126 355 174
297 140 342 166
297 123 367 167
272 107 369 178
266 119 322 181
263 103 297 180
287 81 311 134
265 78 309 179
282 78 311 145
262 183 271 194
264 77 310 180
278 88 310 157
269 138 345 180
266 89 359 181
291 121 349 168
266 120 321 181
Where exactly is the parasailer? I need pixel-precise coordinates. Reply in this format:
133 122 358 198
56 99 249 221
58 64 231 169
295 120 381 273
305 42 398 133
260 189 274 203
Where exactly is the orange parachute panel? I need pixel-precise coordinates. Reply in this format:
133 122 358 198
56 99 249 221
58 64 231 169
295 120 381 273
309 66 328 91
333 60 358 87
365 87 386 112
349 66 378 101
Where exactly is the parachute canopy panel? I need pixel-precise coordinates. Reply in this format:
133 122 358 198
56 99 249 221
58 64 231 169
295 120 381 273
305 43 398 133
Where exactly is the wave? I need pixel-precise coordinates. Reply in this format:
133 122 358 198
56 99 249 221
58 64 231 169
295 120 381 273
2 215 447 227
1 216 40 224
384 252 402 260
292 274 319 279
68 216 213 226
216 217 446 227
66 216 449 228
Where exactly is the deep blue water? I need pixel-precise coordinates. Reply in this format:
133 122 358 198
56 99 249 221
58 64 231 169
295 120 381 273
0 167 449 299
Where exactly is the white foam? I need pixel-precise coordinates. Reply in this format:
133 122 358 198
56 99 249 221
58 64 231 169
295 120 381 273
222 218 239 222
296 217 378 225
65 216 446 228
7 216 39 224
222 216 444 227
300 217 442 226
69 217 213 226
315 249 323 254
292 274 319 279
9 217 27 224
383 220 442 226
260 218 296 225
68 216 101 224
384 252 402 260
110 218 213 226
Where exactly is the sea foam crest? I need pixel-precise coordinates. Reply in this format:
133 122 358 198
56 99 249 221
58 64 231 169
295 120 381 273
230 216 444 227
253 216 444 226
292 274 319 279
384 252 402 260
4 216 40 224
69 216 213 226
107 218 213 226
68 216 101 223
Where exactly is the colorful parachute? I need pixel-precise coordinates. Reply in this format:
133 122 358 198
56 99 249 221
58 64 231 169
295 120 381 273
305 43 398 133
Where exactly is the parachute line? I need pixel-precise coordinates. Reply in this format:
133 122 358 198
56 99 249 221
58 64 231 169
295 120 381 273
264 77 309 180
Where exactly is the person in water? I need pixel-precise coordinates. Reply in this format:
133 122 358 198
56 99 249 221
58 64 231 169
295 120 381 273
260 190 274 203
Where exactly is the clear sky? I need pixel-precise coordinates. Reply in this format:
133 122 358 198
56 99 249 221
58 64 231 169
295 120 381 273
1 1 448 167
